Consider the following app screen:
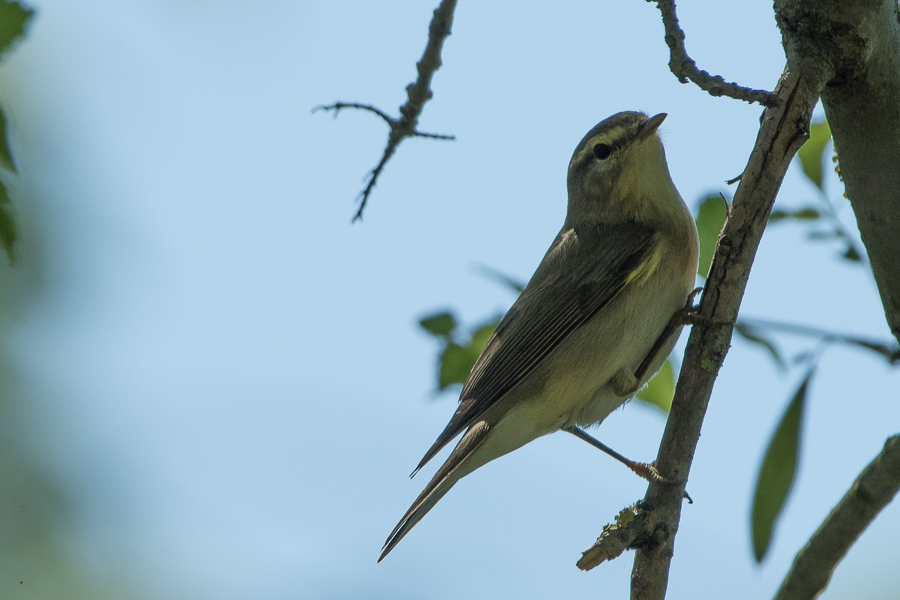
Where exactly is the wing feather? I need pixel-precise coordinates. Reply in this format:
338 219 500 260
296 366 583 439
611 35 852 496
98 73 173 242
414 221 657 473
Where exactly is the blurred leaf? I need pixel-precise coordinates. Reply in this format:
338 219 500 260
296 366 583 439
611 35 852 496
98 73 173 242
436 318 498 390
806 229 842 240
0 178 16 263
741 317 900 365
694 194 728 278
796 119 831 191
636 359 675 413
768 207 821 223
843 338 900 363
419 311 457 338
438 343 473 390
751 369 812 562
0 0 34 61
475 263 526 293
734 322 786 370
791 350 817 366
841 244 862 262
469 319 498 351
0 106 16 172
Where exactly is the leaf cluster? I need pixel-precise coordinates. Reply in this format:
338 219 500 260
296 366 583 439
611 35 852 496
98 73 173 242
0 0 33 264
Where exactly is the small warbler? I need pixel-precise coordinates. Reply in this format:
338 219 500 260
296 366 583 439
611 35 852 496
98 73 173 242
380 111 700 561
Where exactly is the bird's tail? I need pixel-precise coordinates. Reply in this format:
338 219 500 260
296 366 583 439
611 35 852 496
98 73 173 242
378 421 491 561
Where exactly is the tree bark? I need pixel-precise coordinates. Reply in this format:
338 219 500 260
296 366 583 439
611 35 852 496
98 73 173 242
633 2 900 598
630 67 822 600
776 0 900 343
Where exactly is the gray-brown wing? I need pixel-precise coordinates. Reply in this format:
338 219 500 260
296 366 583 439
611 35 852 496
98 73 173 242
414 221 657 473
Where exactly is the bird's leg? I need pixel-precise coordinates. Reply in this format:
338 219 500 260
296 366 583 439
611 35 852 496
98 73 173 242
563 426 666 484
611 287 704 398
564 426 693 502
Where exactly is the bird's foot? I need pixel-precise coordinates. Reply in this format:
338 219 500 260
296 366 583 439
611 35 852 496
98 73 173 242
629 460 666 484
675 287 704 326
631 461 693 503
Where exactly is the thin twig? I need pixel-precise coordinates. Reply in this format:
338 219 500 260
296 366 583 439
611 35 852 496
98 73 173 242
313 102 395 127
314 0 458 222
773 435 900 600
816 189 869 266
740 317 900 364
647 0 779 107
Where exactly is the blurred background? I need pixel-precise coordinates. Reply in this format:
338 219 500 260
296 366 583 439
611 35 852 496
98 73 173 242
0 1 897 599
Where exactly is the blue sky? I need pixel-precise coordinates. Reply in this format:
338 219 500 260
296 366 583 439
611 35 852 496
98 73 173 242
1 1 898 599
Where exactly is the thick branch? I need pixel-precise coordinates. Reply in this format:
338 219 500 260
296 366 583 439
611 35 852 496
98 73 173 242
315 0 458 221
773 435 900 600
627 69 822 600
647 0 778 106
776 0 900 344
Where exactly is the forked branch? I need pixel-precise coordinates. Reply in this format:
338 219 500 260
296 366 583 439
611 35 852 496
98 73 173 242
647 0 778 106
315 0 458 221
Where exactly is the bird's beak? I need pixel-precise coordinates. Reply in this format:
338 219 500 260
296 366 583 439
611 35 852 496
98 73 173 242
636 113 667 141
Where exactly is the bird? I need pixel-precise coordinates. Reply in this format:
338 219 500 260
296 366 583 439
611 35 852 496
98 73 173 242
379 111 700 562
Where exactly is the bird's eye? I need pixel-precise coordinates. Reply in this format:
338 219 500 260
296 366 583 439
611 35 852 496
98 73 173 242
593 143 612 160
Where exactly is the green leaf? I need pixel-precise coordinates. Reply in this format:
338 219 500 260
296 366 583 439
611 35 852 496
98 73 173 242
0 0 34 61
469 319 498 353
751 369 812 562
436 318 498 391
0 105 16 172
636 359 675 413
734 322 786 370
841 244 862 262
694 194 728 278
438 343 473 390
793 208 822 220
419 311 457 338
0 178 17 263
806 229 842 241
768 207 821 224
796 119 832 191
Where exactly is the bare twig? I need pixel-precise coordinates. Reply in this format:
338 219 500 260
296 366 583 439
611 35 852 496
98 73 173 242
577 504 647 571
647 0 779 107
314 0 458 222
624 69 822 599
773 435 900 600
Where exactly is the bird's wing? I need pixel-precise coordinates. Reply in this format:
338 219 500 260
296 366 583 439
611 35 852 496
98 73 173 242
414 221 658 473
380 420 491 561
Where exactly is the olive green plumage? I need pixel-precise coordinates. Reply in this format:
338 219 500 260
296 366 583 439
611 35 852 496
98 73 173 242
380 111 699 561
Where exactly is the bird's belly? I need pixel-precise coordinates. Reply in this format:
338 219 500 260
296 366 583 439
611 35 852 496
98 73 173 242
505 282 689 434
474 377 620 467
473 253 693 465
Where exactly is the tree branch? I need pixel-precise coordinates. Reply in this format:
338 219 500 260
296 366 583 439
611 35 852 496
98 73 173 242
775 0 900 345
577 503 648 571
314 0 458 221
739 317 900 364
647 0 778 106
625 68 822 599
773 435 900 600
622 2 900 597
